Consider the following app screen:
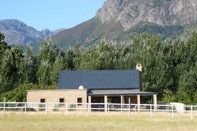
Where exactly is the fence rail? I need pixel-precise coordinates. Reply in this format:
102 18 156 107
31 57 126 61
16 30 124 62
0 102 197 119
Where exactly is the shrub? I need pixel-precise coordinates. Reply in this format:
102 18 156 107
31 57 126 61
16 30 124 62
38 103 45 111
53 104 61 111
68 104 76 111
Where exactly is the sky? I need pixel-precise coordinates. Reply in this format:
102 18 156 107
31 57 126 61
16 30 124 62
1 0 106 31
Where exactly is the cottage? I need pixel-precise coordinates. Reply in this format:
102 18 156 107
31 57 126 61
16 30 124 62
27 64 157 111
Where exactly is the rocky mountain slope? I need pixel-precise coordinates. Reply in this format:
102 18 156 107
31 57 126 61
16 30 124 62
96 0 197 29
0 19 65 45
50 0 197 49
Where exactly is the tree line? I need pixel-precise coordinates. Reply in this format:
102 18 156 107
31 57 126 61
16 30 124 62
1 32 197 104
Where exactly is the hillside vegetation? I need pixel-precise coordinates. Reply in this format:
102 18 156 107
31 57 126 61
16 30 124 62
1 31 197 104
23 21 189 54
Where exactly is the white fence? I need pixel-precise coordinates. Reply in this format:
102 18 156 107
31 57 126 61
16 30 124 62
0 102 197 119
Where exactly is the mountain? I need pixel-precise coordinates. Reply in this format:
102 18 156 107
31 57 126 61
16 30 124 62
96 0 197 29
50 0 197 49
0 19 65 45
51 28 67 34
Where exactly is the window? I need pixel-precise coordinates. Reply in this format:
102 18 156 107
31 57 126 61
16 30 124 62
59 98 64 106
40 98 45 103
40 98 45 108
77 98 82 106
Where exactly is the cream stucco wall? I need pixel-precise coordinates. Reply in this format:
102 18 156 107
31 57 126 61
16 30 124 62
27 89 87 110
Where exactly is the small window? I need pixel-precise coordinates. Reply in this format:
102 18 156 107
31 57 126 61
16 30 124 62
59 98 64 106
59 98 64 103
77 98 82 106
40 98 45 103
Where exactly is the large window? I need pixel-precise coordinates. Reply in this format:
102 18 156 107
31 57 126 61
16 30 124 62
77 98 82 106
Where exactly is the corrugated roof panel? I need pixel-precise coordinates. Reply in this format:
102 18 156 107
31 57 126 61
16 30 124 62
58 70 140 90
88 89 157 96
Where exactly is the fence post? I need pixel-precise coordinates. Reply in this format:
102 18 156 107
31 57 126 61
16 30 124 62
24 102 26 116
65 103 68 116
45 103 48 116
3 98 6 116
128 98 131 117
171 105 174 119
86 103 89 117
108 103 110 116
150 104 152 118
191 105 193 120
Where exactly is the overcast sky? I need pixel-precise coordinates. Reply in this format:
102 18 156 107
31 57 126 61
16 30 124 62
1 0 106 31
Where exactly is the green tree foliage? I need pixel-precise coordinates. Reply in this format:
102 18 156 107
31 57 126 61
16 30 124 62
79 45 100 70
65 49 75 70
131 34 173 98
19 46 37 84
0 50 15 94
73 44 83 70
0 32 10 56
175 32 197 104
50 56 65 85
0 46 23 94
0 32 11 69
37 40 59 85
2 31 197 104
176 70 196 104
98 41 117 70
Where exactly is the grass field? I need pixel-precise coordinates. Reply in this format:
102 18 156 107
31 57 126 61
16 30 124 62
0 112 197 131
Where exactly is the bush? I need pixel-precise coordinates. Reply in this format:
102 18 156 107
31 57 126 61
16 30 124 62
53 104 61 111
68 104 76 111
38 103 45 111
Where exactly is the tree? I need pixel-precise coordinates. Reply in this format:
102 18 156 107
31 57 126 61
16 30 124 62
50 56 65 85
19 46 37 84
98 41 117 70
0 47 23 94
131 33 173 101
79 45 100 70
0 32 10 64
0 50 14 94
176 68 197 104
65 49 75 70
115 43 134 70
73 44 83 70
37 40 58 85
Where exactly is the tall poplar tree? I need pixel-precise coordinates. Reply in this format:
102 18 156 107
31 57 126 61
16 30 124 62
50 56 65 85
37 40 58 85
19 46 37 84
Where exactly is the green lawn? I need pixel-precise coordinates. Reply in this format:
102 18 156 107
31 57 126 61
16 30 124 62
0 112 197 131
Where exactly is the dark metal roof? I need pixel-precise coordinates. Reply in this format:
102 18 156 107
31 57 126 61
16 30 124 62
58 70 141 90
88 89 157 96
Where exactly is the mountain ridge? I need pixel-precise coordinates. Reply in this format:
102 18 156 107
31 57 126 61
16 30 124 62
3 0 197 50
49 0 197 49
0 19 66 45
